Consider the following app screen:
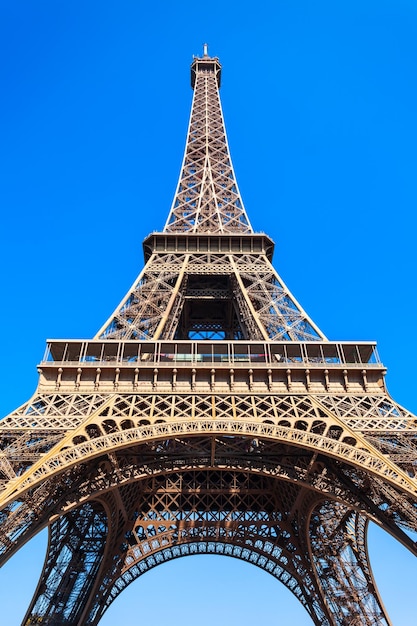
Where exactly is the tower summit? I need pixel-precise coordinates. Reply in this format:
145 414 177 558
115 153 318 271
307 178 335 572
1 49 417 626
191 44 222 88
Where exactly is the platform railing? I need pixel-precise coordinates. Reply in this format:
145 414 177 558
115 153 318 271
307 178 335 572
42 340 381 368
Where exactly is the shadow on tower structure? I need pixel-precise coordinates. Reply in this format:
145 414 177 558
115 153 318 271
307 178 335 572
1 46 417 626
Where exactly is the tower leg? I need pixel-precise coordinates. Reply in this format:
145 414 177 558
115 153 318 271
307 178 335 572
23 503 108 626
309 501 391 626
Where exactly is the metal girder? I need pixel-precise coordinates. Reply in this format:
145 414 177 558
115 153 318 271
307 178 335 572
23 503 108 626
310 505 389 625
14 456 405 626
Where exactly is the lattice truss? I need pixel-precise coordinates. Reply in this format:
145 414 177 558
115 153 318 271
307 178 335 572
2 390 417 457
309 503 388 625
96 251 324 341
164 58 251 234
95 52 324 342
1 50 417 626
1 389 417 625
2 391 417 499
1 429 414 626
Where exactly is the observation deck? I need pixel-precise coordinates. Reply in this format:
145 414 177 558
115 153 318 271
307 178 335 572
143 232 275 262
38 339 386 396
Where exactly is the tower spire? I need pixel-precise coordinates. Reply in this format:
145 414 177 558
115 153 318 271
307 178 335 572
164 49 252 233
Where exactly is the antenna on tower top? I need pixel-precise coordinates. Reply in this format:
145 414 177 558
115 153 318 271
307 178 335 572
203 43 208 57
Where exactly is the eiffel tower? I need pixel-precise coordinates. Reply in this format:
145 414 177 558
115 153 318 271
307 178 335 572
1 45 417 626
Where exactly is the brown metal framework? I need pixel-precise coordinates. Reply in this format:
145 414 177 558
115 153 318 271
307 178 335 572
1 47 417 626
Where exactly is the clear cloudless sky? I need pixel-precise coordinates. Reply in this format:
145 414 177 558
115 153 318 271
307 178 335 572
1 1 417 624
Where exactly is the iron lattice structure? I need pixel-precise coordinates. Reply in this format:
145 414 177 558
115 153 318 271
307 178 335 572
1 48 417 626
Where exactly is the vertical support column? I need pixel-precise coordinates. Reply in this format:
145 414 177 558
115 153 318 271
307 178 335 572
23 503 108 626
309 502 391 626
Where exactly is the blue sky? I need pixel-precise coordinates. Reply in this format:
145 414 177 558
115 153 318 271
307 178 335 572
1 1 417 624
